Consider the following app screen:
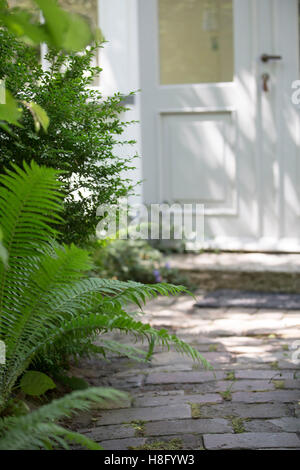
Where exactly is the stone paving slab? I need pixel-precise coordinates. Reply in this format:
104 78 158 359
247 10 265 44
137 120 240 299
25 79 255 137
80 424 136 441
234 370 295 380
146 371 226 385
203 433 300 450
100 438 146 451
280 379 300 389
195 380 277 393
231 390 300 403
133 393 222 407
186 403 293 419
94 404 191 425
146 364 194 373
244 418 300 433
152 351 234 365
242 420 283 433
269 417 300 432
144 418 232 436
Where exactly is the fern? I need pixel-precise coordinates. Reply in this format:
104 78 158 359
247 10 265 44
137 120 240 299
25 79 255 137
0 387 126 450
0 162 208 412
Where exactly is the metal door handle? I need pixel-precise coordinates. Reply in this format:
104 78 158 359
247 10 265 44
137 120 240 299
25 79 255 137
261 53 282 63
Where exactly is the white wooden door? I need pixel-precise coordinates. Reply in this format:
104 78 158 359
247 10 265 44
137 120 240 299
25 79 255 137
138 0 300 251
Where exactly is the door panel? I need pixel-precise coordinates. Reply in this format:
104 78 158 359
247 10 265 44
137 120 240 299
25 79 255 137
161 112 236 210
138 0 300 250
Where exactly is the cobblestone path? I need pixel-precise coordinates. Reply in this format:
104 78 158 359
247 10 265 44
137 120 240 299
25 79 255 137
71 295 300 450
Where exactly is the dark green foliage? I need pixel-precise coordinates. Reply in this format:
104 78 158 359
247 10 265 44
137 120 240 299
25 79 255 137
0 0 95 52
0 387 126 450
20 371 56 397
0 29 136 244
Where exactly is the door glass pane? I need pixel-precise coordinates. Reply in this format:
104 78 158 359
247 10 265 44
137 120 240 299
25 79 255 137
8 1 98 31
7 0 39 21
7 1 41 61
159 0 234 85
58 1 100 86
58 0 98 31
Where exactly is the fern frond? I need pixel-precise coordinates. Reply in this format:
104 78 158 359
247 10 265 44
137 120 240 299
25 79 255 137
96 339 149 362
0 421 102 450
37 312 211 369
3 244 92 359
112 280 191 308
0 162 209 411
0 161 63 259
0 387 125 450
0 161 64 350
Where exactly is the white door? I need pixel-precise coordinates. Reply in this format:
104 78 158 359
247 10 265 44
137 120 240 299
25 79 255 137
138 0 300 251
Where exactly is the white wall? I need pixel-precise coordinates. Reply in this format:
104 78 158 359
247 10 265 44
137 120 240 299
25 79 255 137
98 0 142 205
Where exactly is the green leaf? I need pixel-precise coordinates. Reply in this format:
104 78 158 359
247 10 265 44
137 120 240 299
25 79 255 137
0 121 14 135
20 371 56 396
61 12 94 52
0 10 49 45
23 101 49 132
0 90 22 127
0 227 8 267
0 0 93 51
34 0 93 51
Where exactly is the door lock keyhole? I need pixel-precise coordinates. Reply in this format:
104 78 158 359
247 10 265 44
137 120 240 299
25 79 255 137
262 73 270 92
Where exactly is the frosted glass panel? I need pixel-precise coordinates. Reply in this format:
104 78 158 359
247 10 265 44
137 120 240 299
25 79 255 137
58 0 98 31
58 1 100 86
8 0 39 20
159 0 234 84
8 1 98 29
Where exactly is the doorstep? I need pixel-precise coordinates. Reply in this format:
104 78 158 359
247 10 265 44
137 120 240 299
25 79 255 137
169 252 300 293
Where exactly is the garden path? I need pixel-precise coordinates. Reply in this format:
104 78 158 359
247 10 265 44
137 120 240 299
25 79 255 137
70 294 300 450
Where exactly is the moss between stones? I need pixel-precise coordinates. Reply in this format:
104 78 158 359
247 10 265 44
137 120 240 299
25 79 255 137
190 403 202 419
129 438 183 450
271 361 279 370
272 380 285 389
231 417 246 434
220 382 234 401
220 390 232 401
225 371 236 381
130 420 146 437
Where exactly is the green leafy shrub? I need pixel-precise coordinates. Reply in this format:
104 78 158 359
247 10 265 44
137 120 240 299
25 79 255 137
0 28 136 245
0 0 98 133
0 0 95 52
0 161 208 412
91 238 192 287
